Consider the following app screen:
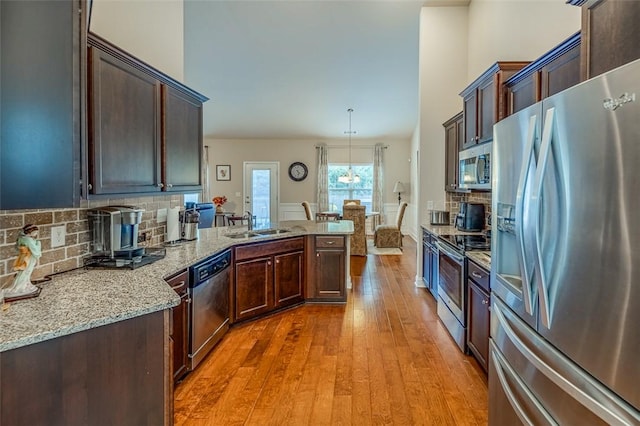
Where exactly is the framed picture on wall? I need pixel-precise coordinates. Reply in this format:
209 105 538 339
216 165 231 181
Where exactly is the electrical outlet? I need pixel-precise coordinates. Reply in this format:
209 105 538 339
51 225 66 248
427 200 434 210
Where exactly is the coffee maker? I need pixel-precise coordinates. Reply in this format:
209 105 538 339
87 206 144 259
455 202 485 232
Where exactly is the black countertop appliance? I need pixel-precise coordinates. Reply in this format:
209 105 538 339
455 202 485 232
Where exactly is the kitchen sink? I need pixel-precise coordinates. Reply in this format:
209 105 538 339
254 229 290 236
226 231 259 239
225 229 290 239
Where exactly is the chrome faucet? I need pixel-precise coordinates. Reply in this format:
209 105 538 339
245 211 253 230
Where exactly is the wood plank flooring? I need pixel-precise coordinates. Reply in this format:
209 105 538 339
174 238 488 425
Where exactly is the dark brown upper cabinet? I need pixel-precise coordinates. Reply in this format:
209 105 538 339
460 62 529 151
0 0 86 210
87 33 207 196
579 0 640 80
443 112 463 192
163 86 204 193
505 32 581 116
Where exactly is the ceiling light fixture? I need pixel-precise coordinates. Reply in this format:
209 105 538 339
338 108 360 184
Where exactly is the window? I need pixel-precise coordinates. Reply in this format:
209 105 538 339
328 163 373 212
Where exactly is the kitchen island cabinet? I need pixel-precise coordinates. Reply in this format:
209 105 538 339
87 33 207 196
307 235 347 302
0 310 172 426
233 237 305 322
0 0 85 210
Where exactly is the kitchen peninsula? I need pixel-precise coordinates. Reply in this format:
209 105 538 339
0 220 353 426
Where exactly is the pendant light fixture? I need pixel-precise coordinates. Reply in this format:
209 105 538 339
338 108 361 184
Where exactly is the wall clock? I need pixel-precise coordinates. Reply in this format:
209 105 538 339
288 162 308 182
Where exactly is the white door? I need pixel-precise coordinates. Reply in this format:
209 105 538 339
243 162 279 227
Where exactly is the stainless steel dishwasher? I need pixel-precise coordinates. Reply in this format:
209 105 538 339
188 249 231 370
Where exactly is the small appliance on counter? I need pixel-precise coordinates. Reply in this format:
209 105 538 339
429 210 450 225
85 206 165 269
455 202 485 231
180 208 200 241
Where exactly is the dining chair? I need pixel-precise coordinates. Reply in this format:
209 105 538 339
342 204 366 256
301 201 313 220
374 202 407 248
343 199 361 205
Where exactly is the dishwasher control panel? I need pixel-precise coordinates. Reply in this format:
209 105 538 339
192 249 231 284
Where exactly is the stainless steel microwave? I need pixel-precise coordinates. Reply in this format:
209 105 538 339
459 142 491 190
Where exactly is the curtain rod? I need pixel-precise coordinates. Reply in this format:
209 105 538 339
315 144 388 149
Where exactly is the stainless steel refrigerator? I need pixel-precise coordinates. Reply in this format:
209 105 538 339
490 57 640 425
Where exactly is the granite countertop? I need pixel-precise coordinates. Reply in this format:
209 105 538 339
0 220 354 352
466 251 491 271
421 223 492 270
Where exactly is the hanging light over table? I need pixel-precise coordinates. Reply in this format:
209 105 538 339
338 108 360 184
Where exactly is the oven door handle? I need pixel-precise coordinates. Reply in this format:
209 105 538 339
436 242 464 264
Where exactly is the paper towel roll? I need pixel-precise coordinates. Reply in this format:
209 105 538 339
166 207 181 242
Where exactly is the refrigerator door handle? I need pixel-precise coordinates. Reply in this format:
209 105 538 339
493 300 640 425
531 107 554 328
515 114 538 315
490 342 558 426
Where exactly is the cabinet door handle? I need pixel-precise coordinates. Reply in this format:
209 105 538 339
87 183 93 190
482 299 489 305
316 253 320 257
267 260 272 266
276 259 280 264
471 271 484 279
157 183 164 188
166 183 173 188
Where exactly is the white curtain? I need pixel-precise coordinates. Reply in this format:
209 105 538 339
316 143 329 212
373 143 385 218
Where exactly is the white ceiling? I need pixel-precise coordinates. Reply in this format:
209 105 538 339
184 0 426 141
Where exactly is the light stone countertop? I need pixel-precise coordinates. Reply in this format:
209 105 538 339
0 220 354 352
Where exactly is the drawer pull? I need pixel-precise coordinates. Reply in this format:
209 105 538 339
471 271 484 279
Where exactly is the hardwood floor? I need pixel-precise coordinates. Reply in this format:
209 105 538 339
174 237 488 425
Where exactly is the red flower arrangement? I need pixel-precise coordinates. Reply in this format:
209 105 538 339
212 196 227 207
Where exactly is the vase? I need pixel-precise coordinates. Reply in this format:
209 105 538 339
215 205 224 213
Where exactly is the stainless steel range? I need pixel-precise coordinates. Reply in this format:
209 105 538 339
436 233 490 352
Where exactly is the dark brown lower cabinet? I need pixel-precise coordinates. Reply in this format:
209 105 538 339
466 259 490 373
233 237 305 322
166 269 190 384
0 310 171 426
307 235 346 302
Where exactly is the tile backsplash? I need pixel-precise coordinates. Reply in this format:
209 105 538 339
0 195 183 287
445 191 492 227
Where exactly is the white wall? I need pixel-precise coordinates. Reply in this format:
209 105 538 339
418 6 470 223
90 0 184 81
466 0 580 83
